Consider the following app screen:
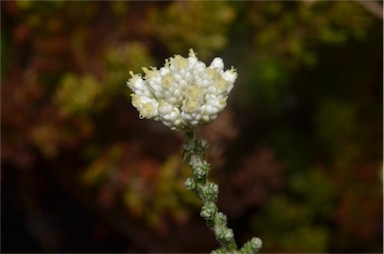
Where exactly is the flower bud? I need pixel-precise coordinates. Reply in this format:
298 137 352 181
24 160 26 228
204 182 219 202
200 202 217 220
217 228 234 243
184 177 196 190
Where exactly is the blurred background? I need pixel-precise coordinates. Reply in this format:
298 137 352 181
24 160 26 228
1 1 383 253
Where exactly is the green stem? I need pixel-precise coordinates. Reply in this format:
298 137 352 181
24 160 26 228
182 131 262 254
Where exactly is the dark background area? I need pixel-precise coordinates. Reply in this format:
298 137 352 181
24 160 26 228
1 1 383 253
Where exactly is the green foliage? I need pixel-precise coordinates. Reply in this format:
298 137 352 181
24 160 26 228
82 145 198 229
251 195 330 252
240 56 291 114
1 0 382 253
55 73 104 115
289 169 335 217
246 1 374 68
104 42 155 92
55 42 154 116
315 99 358 157
150 1 235 59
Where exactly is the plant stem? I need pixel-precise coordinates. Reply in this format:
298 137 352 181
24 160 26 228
182 131 262 254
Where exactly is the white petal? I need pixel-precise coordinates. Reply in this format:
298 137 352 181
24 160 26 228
210 57 224 70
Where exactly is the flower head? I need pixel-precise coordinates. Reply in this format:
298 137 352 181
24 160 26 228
127 49 237 131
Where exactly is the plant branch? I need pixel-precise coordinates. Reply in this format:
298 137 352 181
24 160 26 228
182 130 262 254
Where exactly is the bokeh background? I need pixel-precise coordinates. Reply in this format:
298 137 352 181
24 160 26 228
1 1 383 253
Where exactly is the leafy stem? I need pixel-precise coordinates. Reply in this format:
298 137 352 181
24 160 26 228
182 130 262 254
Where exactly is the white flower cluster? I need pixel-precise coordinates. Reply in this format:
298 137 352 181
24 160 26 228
127 49 237 131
